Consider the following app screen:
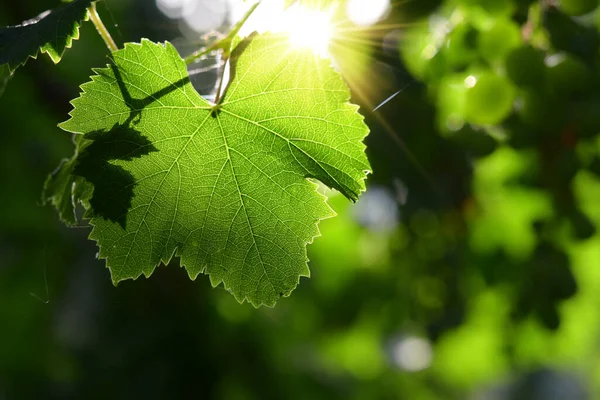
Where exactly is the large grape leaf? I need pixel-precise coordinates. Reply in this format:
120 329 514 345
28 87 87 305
58 34 370 306
0 0 92 71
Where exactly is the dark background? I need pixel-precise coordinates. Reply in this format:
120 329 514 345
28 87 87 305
1 0 600 398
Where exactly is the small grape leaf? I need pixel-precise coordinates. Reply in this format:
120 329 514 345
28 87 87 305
0 0 92 71
58 34 370 306
43 135 93 226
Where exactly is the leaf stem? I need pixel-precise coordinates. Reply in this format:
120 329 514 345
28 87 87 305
184 1 260 65
213 58 228 106
88 2 118 52
226 1 261 45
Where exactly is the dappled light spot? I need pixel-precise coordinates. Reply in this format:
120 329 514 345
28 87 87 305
352 185 398 233
391 336 433 372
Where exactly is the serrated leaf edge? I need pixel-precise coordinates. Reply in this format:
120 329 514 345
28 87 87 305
3 3 91 72
60 37 370 307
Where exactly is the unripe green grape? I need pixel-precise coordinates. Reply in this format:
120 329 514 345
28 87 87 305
569 97 600 137
399 25 447 82
544 7 600 63
462 0 516 16
514 0 538 24
505 46 546 89
464 72 516 125
422 52 449 82
444 23 479 69
503 113 542 148
557 0 598 16
449 125 498 157
568 208 595 240
588 155 600 176
437 73 468 132
518 90 566 132
556 149 580 183
546 53 592 96
478 19 522 63
537 304 561 330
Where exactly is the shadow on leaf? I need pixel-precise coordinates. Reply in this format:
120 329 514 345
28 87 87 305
216 32 257 107
66 37 259 228
74 123 157 228
71 56 194 227
108 62 190 125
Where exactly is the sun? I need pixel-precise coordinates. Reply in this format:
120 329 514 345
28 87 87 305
284 5 334 57
233 0 335 58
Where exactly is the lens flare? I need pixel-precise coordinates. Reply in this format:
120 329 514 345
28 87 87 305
285 6 333 57
232 0 334 57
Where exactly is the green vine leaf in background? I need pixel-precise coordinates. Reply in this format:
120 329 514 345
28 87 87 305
55 34 370 306
43 135 93 226
0 0 92 71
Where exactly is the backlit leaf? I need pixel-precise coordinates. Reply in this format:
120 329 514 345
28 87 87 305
0 0 92 71
57 34 370 306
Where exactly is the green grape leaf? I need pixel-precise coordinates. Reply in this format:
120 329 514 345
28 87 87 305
43 135 93 226
0 0 92 71
58 34 370 306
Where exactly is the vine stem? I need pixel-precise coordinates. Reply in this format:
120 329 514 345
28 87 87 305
213 57 228 106
184 1 260 65
89 2 118 52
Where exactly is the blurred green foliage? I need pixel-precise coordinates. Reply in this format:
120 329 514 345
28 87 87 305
2 0 600 399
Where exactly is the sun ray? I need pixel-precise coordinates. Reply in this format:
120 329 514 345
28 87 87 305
233 0 335 58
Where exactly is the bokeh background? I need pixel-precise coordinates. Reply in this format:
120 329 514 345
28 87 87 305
2 0 600 398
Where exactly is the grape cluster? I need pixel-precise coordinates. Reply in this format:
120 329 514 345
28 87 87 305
398 0 600 328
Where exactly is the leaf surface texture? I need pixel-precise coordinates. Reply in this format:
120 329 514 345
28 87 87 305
59 35 370 306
